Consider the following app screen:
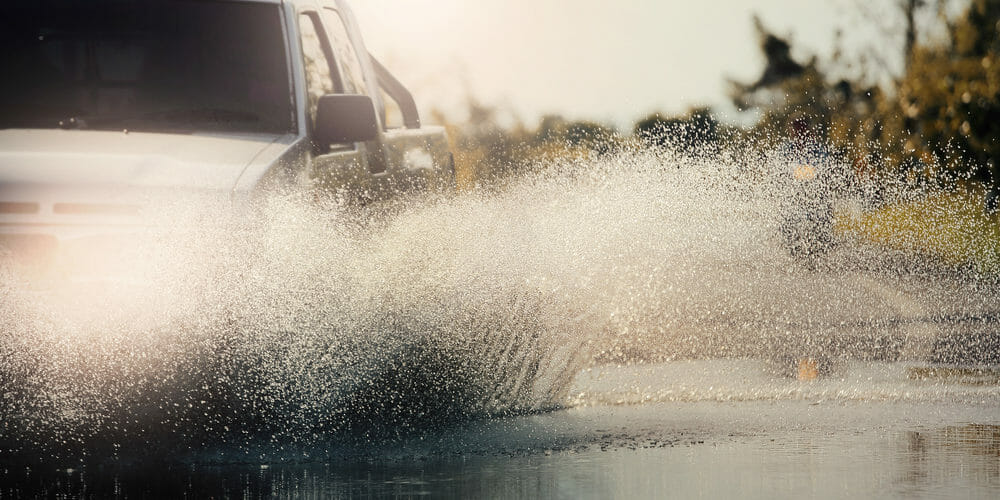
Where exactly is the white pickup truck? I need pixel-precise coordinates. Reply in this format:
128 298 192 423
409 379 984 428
0 0 454 274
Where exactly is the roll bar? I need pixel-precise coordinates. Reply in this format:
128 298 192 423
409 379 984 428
369 54 420 129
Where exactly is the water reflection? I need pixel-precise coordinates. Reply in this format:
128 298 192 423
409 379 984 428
3 421 998 498
898 425 1000 497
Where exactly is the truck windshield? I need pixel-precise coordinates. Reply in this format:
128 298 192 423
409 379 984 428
0 1 293 135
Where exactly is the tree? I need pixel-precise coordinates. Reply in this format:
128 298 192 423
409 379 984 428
633 107 720 156
725 18 850 151
535 115 620 155
728 16 807 111
729 2 999 195
887 0 1000 184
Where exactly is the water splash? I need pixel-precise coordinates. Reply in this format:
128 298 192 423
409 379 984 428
1 146 997 460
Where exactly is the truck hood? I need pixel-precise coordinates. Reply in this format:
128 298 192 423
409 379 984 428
0 129 281 194
0 129 289 243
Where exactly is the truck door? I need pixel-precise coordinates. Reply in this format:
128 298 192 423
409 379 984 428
321 6 455 197
297 11 377 199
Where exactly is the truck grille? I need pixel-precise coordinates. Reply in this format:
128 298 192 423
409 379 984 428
52 203 140 216
0 202 40 214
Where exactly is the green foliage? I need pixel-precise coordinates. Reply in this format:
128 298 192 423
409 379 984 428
437 0 998 200
895 0 1000 183
731 2 1000 190
538 115 621 154
634 107 720 155
838 187 1000 273
433 101 625 188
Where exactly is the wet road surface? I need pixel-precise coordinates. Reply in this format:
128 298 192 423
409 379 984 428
3 360 998 499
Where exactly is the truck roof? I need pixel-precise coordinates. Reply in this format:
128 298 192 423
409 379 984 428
238 0 342 8
225 1 359 21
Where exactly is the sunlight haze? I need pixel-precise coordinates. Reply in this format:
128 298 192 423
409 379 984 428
351 0 877 129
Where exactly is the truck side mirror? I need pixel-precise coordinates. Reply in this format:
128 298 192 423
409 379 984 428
314 94 379 145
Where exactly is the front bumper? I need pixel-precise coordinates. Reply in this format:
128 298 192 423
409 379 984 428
0 223 153 282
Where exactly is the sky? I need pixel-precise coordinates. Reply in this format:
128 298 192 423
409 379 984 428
350 1 904 130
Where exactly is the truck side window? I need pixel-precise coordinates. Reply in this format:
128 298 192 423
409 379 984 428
322 9 368 96
379 87 405 130
324 8 403 129
298 13 338 130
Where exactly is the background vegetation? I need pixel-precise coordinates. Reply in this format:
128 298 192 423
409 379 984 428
430 0 999 270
